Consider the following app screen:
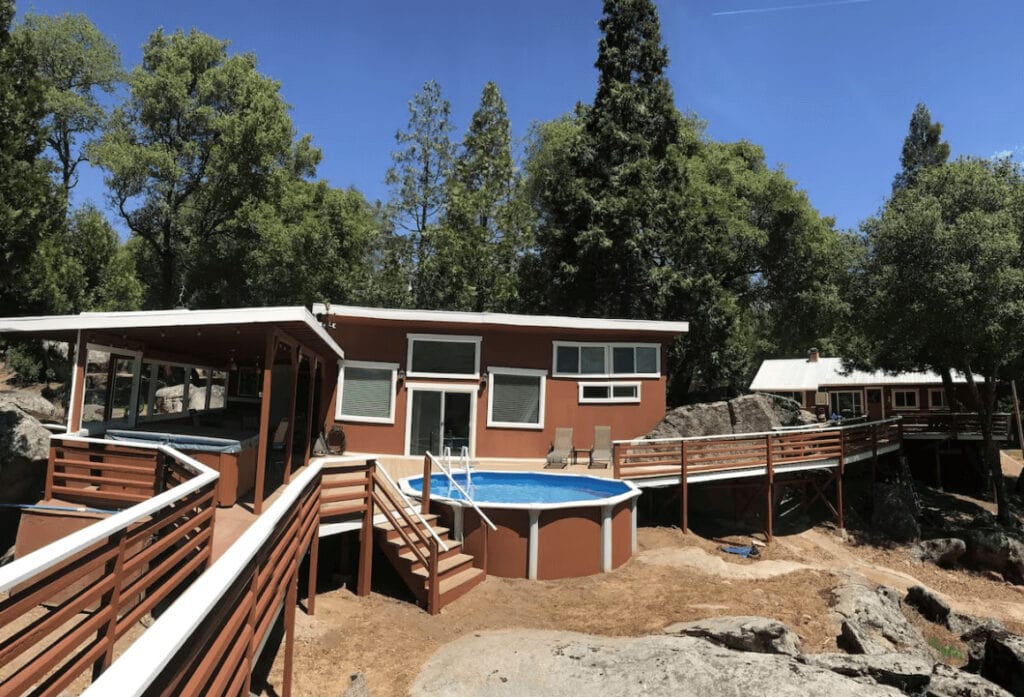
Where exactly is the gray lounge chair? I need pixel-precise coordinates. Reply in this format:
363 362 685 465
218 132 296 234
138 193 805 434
545 427 573 468
588 425 612 469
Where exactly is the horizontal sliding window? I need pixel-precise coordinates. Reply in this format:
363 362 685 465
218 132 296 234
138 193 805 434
893 389 918 409
338 361 398 423
407 334 481 378
929 388 946 409
553 342 660 378
577 381 641 404
488 367 545 429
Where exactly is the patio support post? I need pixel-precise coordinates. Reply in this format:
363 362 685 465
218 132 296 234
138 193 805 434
284 344 299 483
254 332 277 515
302 356 317 467
67 330 88 433
765 434 774 542
307 476 321 616
357 459 375 597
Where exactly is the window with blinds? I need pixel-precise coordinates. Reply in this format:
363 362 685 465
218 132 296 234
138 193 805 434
338 362 397 423
487 368 545 429
407 334 481 378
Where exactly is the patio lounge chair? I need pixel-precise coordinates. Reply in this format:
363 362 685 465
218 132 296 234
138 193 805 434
588 425 612 469
545 427 573 468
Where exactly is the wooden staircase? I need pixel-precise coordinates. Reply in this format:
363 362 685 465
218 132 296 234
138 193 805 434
373 512 485 614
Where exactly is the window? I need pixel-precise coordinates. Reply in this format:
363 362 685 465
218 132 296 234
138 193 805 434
893 389 919 409
407 334 481 378
829 390 863 417
487 368 545 429
772 391 802 405
553 342 660 377
929 388 947 410
577 382 641 404
337 361 398 423
79 345 141 431
136 360 223 422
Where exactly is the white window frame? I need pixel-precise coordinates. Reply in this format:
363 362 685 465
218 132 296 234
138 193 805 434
406 333 482 380
829 390 863 416
552 341 660 378
771 391 803 405
486 367 546 430
403 381 478 458
892 388 919 410
137 359 219 424
82 343 143 433
336 360 399 424
928 388 947 410
577 381 642 404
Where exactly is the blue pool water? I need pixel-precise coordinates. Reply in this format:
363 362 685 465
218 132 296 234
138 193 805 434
404 471 632 505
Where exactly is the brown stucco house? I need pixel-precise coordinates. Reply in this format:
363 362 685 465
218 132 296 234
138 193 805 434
313 304 688 459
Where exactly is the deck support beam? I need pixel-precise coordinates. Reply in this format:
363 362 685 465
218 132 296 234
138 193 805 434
254 332 277 515
357 461 375 596
680 440 689 534
765 434 774 542
527 509 540 580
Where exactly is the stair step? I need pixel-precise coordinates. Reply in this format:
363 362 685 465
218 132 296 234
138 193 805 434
410 552 475 579
380 525 450 543
431 566 486 598
399 543 462 565
375 512 439 533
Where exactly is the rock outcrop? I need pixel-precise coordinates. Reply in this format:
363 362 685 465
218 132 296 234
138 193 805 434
831 579 931 658
647 393 815 439
981 633 1024 697
663 616 801 656
873 481 922 543
0 390 55 506
961 529 1024 586
913 538 968 568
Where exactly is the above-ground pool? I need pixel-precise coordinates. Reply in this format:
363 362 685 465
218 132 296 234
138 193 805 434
400 471 641 580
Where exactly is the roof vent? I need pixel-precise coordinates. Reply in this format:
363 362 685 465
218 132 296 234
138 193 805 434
808 348 819 363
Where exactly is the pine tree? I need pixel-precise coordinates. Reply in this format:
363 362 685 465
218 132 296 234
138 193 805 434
532 0 684 318
385 80 455 307
892 102 950 192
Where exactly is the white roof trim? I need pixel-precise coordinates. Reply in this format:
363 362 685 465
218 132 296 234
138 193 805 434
0 306 344 359
312 303 689 334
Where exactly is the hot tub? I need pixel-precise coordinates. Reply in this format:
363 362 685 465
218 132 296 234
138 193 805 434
400 471 641 580
106 427 258 507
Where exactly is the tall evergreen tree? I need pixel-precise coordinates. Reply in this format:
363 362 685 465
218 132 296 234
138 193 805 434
533 0 684 318
892 102 950 192
385 80 455 307
16 13 122 195
0 0 62 316
426 81 529 311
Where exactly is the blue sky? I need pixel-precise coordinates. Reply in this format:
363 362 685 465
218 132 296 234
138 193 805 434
16 0 1024 232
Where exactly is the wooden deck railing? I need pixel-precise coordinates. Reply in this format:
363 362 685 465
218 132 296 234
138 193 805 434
0 436 218 697
82 462 323 697
899 412 1011 440
613 418 903 481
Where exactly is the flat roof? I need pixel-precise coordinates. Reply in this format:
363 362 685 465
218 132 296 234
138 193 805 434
312 303 689 335
0 306 345 360
749 356 965 392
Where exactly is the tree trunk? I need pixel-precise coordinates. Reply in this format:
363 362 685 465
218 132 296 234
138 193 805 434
964 366 1011 523
940 367 958 411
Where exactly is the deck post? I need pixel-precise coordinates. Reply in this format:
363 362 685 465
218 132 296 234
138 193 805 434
421 455 432 516
93 529 128 679
612 443 620 479
254 332 277 515
837 429 846 531
765 434 774 542
302 356 317 468
67 330 88 433
283 570 298 697
357 460 375 597
44 444 56 500
428 537 441 615
680 440 689 534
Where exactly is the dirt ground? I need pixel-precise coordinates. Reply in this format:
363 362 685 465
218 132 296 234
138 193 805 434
265 457 1024 697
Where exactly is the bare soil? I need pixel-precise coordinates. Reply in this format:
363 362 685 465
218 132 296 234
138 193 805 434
265 517 1024 697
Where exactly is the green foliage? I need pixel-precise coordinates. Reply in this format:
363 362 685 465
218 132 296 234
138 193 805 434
858 157 1024 520
16 12 122 194
0 0 64 317
893 103 950 193
523 0 849 400
927 635 965 662
90 28 320 308
421 81 532 312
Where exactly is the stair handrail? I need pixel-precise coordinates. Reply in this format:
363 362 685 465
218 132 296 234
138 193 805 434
425 451 497 532
375 463 449 553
